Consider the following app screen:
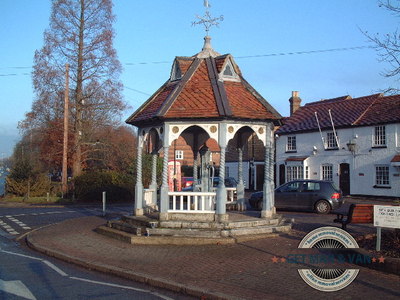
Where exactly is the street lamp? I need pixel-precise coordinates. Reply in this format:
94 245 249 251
346 138 357 155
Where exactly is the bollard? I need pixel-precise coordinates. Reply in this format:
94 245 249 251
47 192 50 202
102 191 106 216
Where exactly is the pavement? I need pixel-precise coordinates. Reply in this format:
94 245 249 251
24 198 400 300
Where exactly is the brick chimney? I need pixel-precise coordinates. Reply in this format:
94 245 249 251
289 91 302 116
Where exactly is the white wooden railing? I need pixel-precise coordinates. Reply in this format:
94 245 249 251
168 191 216 213
223 187 236 203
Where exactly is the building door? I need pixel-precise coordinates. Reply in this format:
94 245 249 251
279 164 285 186
339 163 350 196
256 164 264 191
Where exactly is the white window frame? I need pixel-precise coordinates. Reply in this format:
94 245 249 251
219 59 240 82
171 61 182 81
326 132 338 149
375 165 390 186
305 166 309 179
286 165 303 182
322 164 333 181
175 150 183 160
373 125 386 147
286 136 297 152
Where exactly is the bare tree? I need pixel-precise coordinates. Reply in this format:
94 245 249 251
24 0 126 177
365 0 400 93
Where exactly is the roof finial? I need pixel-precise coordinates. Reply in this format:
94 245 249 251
192 0 224 36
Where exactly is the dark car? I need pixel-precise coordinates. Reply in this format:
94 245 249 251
212 177 238 188
248 180 343 214
182 177 238 191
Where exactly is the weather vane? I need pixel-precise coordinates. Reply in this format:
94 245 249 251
192 0 224 35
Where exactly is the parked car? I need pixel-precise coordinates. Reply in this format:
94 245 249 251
248 180 343 214
213 177 238 188
182 177 238 191
181 177 194 189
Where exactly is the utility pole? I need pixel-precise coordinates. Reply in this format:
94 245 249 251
62 63 69 197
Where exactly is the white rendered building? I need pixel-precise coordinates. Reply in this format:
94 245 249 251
276 92 400 198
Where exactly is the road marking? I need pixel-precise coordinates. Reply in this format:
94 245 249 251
69 276 148 292
0 249 43 261
0 249 172 300
42 260 68 277
0 211 79 235
0 279 37 300
6 216 31 230
69 277 175 299
0 210 77 218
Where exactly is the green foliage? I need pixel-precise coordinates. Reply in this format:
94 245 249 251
9 158 35 181
6 155 52 197
128 153 163 187
6 173 51 197
73 171 134 202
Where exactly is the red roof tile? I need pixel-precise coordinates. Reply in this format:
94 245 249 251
126 52 281 126
129 82 178 123
391 154 400 163
225 81 278 119
176 57 194 76
276 93 398 134
165 60 220 118
354 95 400 126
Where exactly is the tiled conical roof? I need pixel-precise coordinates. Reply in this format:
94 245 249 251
126 37 281 126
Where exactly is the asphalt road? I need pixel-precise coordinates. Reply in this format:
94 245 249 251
0 204 194 300
0 204 134 237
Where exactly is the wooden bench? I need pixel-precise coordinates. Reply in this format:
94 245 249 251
333 204 374 230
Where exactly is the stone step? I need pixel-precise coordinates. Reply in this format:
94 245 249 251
159 216 282 230
223 217 281 229
146 222 291 238
96 225 237 245
121 215 159 228
96 223 291 245
228 224 292 237
148 227 223 238
107 220 142 236
159 220 224 230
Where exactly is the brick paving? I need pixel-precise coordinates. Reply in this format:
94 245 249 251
26 213 400 300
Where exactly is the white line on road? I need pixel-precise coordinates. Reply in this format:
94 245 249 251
69 276 148 292
69 276 175 300
0 279 37 300
0 248 173 300
0 210 77 218
0 249 43 261
42 260 68 277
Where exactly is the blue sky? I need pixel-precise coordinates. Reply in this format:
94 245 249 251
0 0 398 158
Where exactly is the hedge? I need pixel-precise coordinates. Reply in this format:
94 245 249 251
73 171 134 202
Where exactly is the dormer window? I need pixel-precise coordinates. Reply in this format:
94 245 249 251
220 58 239 81
223 64 234 76
171 61 182 81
